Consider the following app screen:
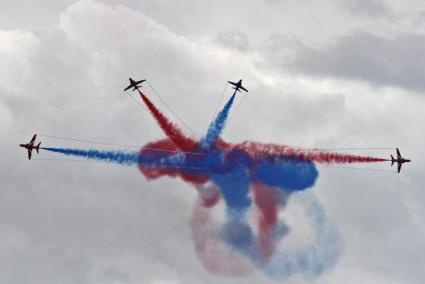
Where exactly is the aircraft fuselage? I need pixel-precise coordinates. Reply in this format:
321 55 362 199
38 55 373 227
392 157 411 164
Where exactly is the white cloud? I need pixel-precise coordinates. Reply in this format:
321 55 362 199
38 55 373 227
0 30 38 93
1 0 425 283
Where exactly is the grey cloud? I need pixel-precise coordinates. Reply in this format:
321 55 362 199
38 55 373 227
344 0 391 18
0 0 76 29
215 30 251 52
262 31 425 92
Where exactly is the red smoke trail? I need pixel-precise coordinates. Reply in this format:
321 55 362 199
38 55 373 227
235 142 388 164
138 138 209 185
138 90 198 151
190 197 255 276
138 139 180 180
195 184 221 208
252 183 279 262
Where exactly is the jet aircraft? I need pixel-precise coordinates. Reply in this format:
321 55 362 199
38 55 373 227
391 148 411 173
124 78 146 92
228 79 248 93
19 134 41 160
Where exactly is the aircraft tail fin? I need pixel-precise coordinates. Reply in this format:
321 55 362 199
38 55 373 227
36 142 41 154
391 155 394 166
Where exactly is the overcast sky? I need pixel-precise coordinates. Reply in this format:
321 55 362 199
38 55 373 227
1 0 425 283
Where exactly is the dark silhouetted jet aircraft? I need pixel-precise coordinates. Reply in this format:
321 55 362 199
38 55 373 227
19 134 41 160
228 79 248 93
391 148 411 173
124 78 146 92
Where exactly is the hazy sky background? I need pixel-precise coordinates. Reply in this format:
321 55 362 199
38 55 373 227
1 0 425 283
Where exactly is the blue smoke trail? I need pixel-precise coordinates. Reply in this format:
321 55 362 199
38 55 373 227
263 191 343 279
201 93 236 148
42 147 140 165
41 147 191 170
252 159 318 191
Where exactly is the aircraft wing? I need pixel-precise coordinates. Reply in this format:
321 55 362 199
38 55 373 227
135 79 146 85
124 85 133 91
240 86 248 92
30 134 37 144
396 148 401 159
28 149 32 160
397 162 402 173
227 81 237 87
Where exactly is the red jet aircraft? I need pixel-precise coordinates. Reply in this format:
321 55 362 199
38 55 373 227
391 148 411 173
19 134 41 160
228 79 248 93
124 78 146 92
